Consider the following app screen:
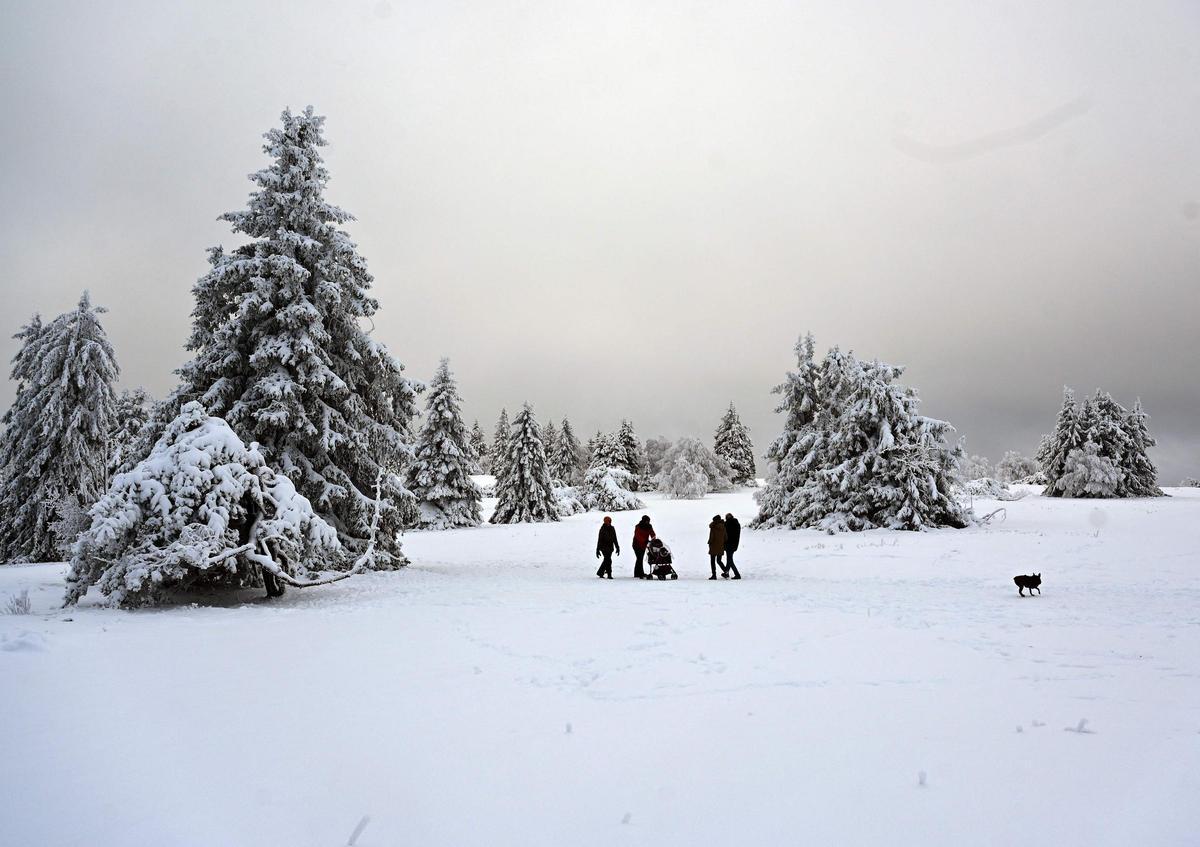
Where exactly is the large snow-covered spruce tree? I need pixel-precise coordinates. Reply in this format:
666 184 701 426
713 403 756 485
490 405 559 524
755 337 970 532
145 107 419 568
407 359 482 529
615 419 647 487
0 294 118 562
1123 399 1162 496
492 408 511 484
65 402 341 607
552 418 585 484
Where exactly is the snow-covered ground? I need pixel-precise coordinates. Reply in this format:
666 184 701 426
2 488 1199 846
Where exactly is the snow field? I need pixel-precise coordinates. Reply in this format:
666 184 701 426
2 488 1199 846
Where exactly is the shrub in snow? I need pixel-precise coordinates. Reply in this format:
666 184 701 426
995 451 1039 484
133 107 419 566
959 477 1026 501
490 405 559 524
48 495 91 559
3 589 31 615
957 454 992 483
1054 442 1123 498
713 404 756 485
64 402 343 608
406 360 482 530
109 387 153 477
1182 477 1200 488
1041 387 1162 498
755 335 970 532
653 437 734 497
553 485 587 517
644 436 672 478
0 294 118 563
582 466 645 512
661 456 709 499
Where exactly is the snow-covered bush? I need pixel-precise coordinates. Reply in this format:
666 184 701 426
644 436 672 478
755 335 970 532
553 484 586 517
713 404 756 485
64 403 343 608
653 437 734 497
582 466 645 512
48 495 91 559
661 457 709 499
1182 477 1200 488
490 405 559 524
995 451 1039 484
958 477 1026 501
3 589 31 615
957 454 992 482
1055 442 1123 498
0 293 118 563
407 359 482 530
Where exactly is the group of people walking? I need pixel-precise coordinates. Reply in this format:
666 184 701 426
595 513 742 580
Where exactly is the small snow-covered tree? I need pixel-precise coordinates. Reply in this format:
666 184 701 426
713 404 756 485
109 387 153 477
490 405 559 524
662 456 709 500
407 359 483 529
582 466 645 511
134 107 419 567
1182 477 1200 487
1056 442 1123 498
755 338 969 532
551 418 585 485
0 294 118 563
542 419 560 475
615 420 647 487
654 437 734 496
492 408 511 486
64 402 343 608
995 451 1039 483
1120 399 1162 496
1042 389 1087 497
957 453 992 482
469 420 489 474
644 436 672 478
589 431 625 470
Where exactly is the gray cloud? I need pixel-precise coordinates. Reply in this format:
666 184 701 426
1 0 1197 482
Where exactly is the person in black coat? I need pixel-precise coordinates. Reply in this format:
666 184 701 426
723 513 742 579
596 516 619 579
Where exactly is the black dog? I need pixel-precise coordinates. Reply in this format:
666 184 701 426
1013 573 1042 596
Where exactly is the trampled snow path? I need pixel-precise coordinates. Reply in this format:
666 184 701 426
2 488 1198 846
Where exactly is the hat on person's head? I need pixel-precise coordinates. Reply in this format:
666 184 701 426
712 515 721 521
641 515 650 522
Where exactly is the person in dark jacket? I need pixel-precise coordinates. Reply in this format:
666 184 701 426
723 513 742 579
631 515 656 579
707 515 726 580
596 516 619 579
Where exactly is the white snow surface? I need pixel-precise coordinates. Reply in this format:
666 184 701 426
3 487 1199 846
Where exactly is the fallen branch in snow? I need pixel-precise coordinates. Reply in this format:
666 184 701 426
979 508 1007 525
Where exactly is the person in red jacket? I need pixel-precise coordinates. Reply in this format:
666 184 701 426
631 514 656 579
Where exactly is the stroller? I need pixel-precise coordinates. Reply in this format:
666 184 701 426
646 538 678 580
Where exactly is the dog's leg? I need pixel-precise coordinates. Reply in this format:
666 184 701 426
1018 586 1025 596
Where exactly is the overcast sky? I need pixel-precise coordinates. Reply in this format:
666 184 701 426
2 0 1197 481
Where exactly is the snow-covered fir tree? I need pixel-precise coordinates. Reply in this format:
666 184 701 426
0 294 118 562
469 420 489 474
542 419 560 476
589 431 625 470
582 431 644 511
755 339 970 532
490 405 559 524
615 420 647 486
1123 399 1162 496
713 404 756 485
644 436 672 478
957 453 992 482
492 408 511 485
1041 389 1086 496
140 108 419 567
108 387 153 477
65 402 341 607
551 418 585 485
995 451 1039 483
406 359 483 529
654 437 734 497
